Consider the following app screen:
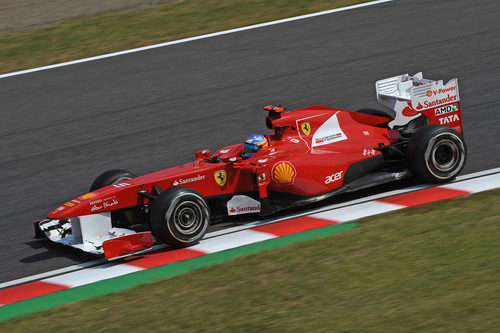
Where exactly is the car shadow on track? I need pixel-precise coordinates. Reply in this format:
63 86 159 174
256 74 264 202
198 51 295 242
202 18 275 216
209 178 425 232
21 178 425 265
22 240 98 264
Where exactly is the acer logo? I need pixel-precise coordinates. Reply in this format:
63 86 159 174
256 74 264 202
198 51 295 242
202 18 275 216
438 114 460 125
325 171 343 184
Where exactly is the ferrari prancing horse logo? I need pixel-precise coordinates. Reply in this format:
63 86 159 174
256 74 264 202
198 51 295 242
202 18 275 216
301 122 311 136
214 170 227 187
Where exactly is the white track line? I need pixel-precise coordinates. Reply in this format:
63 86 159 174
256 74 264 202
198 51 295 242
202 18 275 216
191 229 275 253
442 173 500 193
0 0 392 80
0 259 106 290
1 167 498 290
454 167 500 180
311 201 403 222
44 263 142 288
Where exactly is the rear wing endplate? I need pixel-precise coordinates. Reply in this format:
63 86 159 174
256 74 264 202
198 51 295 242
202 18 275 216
375 72 463 134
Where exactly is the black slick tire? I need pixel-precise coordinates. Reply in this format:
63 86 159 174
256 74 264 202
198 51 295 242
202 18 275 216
150 187 210 247
356 108 395 120
407 125 466 183
90 169 137 191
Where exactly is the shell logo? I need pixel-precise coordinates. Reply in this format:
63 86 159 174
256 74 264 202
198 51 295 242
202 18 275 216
272 161 296 185
426 90 433 97
80 192 97 200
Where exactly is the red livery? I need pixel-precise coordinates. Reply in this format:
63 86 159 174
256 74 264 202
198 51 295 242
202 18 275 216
35 72 467 259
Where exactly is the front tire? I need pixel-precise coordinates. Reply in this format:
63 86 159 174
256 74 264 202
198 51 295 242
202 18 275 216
407 125 466 183
90 169 137 191
150 187 210 247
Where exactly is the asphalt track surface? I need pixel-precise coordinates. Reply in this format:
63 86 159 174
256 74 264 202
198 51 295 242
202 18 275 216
0 0 499 283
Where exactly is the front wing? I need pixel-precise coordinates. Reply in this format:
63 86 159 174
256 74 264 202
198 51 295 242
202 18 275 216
35 212 153 260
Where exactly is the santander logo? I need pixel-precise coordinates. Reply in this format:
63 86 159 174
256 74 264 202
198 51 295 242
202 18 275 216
172 174 205 186
231 205 260 214
227 195 261 215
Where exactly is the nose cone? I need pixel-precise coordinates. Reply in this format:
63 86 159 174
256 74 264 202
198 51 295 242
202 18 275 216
47 191 100 219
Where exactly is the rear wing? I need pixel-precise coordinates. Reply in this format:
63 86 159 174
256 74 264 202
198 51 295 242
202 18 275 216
375 72 463 134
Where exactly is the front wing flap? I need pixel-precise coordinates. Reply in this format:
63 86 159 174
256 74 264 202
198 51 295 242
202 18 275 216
35 213 153 260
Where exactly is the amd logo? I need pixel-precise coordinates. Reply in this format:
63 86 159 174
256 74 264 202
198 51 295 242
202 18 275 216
435 103 458 116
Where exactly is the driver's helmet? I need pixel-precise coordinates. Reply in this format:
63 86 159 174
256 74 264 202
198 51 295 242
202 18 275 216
242 134 268 160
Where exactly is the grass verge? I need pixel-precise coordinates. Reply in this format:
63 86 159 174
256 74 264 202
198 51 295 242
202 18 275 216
0 0 371 75
1 189 499 331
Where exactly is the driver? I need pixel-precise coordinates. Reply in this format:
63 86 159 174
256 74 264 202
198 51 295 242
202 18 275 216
242 134 268 160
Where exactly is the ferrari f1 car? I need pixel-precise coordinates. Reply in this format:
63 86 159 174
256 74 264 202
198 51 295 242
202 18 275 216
35 72 467 259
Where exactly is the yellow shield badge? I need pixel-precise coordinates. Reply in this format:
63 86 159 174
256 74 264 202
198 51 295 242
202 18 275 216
301 122 311 136
214 170 227 187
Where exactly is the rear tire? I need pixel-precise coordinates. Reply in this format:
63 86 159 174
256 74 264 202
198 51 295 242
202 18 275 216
407 125 466 183
356 108 395 120
90 169 137 191
150 187 210 247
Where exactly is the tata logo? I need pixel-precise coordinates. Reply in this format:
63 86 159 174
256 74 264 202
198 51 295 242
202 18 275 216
301 122 311 136
438 114 460 125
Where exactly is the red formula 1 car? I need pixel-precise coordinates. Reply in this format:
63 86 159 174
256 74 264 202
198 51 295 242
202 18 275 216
35 72 467 259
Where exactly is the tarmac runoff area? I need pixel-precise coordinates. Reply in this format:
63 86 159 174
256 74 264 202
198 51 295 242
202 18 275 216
0 0 499 311
1 0 499 284
0 168 498 321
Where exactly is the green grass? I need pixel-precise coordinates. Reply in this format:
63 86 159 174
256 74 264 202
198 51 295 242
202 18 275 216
1 189 499 332
0 0 370 74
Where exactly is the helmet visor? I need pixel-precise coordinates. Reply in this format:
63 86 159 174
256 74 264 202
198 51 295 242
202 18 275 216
242 142 260 158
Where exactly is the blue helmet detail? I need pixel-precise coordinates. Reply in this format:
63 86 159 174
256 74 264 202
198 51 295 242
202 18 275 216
242 134 268 160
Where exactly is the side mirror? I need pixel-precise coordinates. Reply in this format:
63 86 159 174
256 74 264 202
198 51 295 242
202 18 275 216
196 150 211 160
229 156 243 168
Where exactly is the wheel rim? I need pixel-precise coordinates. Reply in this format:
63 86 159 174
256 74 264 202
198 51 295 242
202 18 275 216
424 132 465 180
431 139 459 172
171 201 203 235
